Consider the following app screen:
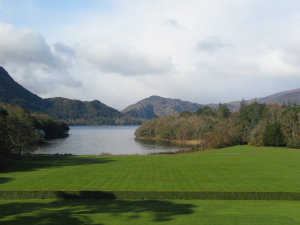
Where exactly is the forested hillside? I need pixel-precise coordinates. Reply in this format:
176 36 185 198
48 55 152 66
46 97 142 125
0 67 48 113
124 89 300 119
136 102 300 149
0 103 69 168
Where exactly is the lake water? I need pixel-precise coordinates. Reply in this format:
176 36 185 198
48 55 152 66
32 126 184 155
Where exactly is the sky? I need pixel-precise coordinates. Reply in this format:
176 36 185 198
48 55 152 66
0 0 300 110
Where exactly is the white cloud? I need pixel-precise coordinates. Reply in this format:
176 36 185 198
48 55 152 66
76 43 173 76
0 23 81 95
258 50 299 76
163 18 183 29
0 23 59 67
196 37 228 52
54 42 75 57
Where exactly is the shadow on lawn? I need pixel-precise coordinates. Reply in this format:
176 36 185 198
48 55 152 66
2 155 114 174
0 199 195 225
0 177 12 184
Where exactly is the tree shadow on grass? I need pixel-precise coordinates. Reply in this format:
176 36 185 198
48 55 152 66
1 155 114 174
0 177 12 184
0 199 196 225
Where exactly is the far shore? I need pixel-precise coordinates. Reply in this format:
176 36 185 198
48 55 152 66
135 136 203 146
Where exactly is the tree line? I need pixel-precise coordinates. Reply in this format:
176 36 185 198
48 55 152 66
0 103 69 168
135 101 300 150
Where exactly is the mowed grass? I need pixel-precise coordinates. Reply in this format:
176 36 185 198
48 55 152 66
1 145 300 191
1 199 300 225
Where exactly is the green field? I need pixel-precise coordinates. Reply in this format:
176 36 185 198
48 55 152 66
1 145 300 224
1 145 300 192
1 199 300 225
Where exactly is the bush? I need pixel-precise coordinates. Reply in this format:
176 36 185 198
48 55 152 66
287 139 300 149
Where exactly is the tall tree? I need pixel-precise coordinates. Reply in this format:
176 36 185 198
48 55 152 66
263 122 286 147
217 104 230 119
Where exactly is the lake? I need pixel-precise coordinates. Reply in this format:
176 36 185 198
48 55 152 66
32 126 184 155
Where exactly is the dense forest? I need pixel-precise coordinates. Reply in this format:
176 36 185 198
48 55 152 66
136 102 300 150
0 103 69 168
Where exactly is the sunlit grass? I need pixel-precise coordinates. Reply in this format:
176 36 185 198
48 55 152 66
1 145 300 192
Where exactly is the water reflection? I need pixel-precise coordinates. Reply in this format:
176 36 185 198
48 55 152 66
32 126 184 155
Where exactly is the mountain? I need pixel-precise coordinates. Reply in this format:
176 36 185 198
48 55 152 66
2 65 299 122
122 95 204 119
0 66 48 112
124 88 300 119
46 97 124 125
0 66 141 125
254 88 300 105
208 88 300 111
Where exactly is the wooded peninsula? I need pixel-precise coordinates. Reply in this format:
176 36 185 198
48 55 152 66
136 101 300 150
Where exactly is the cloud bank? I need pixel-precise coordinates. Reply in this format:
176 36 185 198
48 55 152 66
76 43 172 76
0 0 300 109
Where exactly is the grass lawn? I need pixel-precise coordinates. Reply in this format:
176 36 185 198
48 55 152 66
1 145 300 191
1 199 300 225
1 145 300 224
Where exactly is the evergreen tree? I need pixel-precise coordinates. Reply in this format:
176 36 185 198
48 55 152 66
195 106 216 117
217 104 230 119
263 122 286 146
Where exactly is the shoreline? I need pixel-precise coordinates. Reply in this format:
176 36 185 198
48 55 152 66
135 137 203 146
27 148 197 157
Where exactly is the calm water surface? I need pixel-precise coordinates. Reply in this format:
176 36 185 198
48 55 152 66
33 126 183 155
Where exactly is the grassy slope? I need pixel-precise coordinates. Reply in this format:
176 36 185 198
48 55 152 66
1 145 300 192
1 199 300 225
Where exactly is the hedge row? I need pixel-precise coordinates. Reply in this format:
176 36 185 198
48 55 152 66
1 191 300 200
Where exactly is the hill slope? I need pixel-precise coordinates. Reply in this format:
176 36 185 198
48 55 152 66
0 66 139 125
46 97 124 125
124 88 300 118
208 88 300 111
122 95 204 119
255 88 300 105
0 66 48 112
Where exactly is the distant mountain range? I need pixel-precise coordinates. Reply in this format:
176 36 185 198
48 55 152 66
1 66 299 122
122 95 204 119
251 88 300 104
0 66 140 125
124 89 300 119
207 88 300 111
